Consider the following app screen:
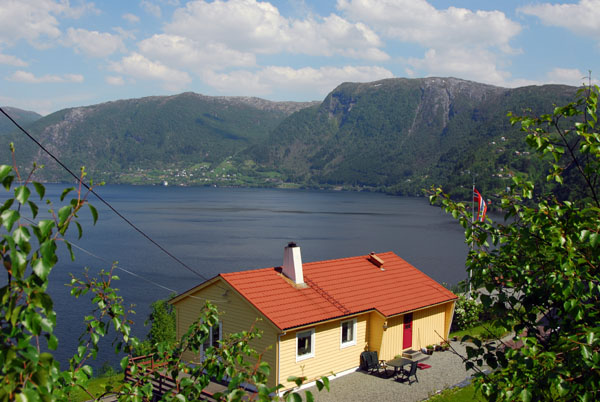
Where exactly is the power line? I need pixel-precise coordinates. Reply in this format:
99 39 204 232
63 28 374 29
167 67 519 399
68 242 227 304
0 106 210 282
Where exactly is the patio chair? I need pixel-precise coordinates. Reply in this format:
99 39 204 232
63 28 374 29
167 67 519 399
397 361 419 385
360 351 388 377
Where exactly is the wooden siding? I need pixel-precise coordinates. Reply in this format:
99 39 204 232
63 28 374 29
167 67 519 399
378 315 404 360
444 301 456 339
368 312 385 355
412 303 448 348
278 315 367 389
369 302 455 359
173 280 279 386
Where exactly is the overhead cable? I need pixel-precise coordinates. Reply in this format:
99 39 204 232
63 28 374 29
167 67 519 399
0 107 209 281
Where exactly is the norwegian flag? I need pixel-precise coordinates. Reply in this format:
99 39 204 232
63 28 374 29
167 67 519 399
473 188 487 222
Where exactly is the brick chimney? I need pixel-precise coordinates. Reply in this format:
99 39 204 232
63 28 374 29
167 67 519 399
283 242 304 285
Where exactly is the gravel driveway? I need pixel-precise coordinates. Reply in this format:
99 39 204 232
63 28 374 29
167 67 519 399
301 341 484 402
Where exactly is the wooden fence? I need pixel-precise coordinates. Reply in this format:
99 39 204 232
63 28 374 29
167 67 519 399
124 355 177 401
123 355 219 401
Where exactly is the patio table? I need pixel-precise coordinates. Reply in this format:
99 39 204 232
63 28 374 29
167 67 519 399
384 357 413 378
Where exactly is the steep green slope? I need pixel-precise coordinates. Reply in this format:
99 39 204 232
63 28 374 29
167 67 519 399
0 93 315 182
246 78 577 197
0 79 581 196
0 107 42 135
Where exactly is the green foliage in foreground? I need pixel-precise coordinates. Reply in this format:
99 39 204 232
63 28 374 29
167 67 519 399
0 151 327 401
135 296 177 356
431 84 600 400
449 321 508 342
451 295 483 332
427 384 484 402
67 373 123 402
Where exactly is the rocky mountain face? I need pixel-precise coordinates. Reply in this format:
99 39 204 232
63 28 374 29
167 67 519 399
246 77 575 196
0 79 579 196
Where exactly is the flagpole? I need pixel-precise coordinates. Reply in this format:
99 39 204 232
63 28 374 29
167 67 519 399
469 178 475 299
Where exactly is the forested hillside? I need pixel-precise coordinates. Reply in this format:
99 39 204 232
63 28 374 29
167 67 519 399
0 107 41 135
244 78 576 198
0 79 580 198
0 93 316 184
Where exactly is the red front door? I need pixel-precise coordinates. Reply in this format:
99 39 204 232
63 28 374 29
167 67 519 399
403 313 413 349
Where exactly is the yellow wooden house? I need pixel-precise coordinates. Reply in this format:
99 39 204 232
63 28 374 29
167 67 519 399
170 243 457 389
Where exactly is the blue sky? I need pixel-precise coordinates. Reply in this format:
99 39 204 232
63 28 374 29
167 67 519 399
1 0 599 115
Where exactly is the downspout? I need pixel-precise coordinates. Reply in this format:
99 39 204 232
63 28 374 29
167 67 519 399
277 331 286 394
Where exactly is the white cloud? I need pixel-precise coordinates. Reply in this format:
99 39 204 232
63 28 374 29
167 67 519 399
165 0 387 60
109 52 191 90
337 0 520 51
61 1 100 19
0 53 27 67
64 73 84 83
63 28 125 58
0 0 97 47
113 27 136 41
202 65 393 98
287 14 388 60
546 68 595 86
122 13 140 23
105 75 125 85
497 68 597 88
140 0 162 17
406 47 510 86
518 0 600 38
0 1 61 46
0 93 93 116
138 34 256 71
7 70 84 83
337 0 522 85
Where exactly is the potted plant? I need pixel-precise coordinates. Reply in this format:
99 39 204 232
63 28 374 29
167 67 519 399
426 345 434 355
441 341 450 351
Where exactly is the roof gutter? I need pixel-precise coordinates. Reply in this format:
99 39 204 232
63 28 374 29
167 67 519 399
277 331 286 395
280 298 457 332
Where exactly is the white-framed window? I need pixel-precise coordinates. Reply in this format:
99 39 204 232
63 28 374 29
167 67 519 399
296 328 315 361
201 321 222 358
340 318 357 348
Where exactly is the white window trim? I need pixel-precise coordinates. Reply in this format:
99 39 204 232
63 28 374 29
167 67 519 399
340 318 357 349
296 328 315 362
201 321 222 358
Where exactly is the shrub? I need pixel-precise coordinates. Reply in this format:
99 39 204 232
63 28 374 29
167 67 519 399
452 295 483 331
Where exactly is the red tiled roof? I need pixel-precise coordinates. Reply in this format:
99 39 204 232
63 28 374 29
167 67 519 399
219 252 457 330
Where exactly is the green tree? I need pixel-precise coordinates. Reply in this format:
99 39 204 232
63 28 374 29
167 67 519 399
134 296 176 357
146 297 176 345
431 83 600 401
0 150 328 401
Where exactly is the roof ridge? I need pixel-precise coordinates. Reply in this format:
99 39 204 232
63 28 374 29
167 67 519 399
304 251 393 267
175 251 457 330
221 251 395 275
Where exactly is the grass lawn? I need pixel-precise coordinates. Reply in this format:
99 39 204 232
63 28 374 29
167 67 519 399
67 373 124 402
449 321 509 341
428 383 485 401
427 321 509 401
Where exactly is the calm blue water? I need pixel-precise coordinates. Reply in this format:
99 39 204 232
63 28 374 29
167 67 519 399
2 185 469 370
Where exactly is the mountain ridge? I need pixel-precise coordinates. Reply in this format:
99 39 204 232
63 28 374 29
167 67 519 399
0 79 579 197
0 107 42 135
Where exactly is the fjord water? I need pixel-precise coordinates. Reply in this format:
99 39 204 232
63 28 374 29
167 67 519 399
5 185 468 368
